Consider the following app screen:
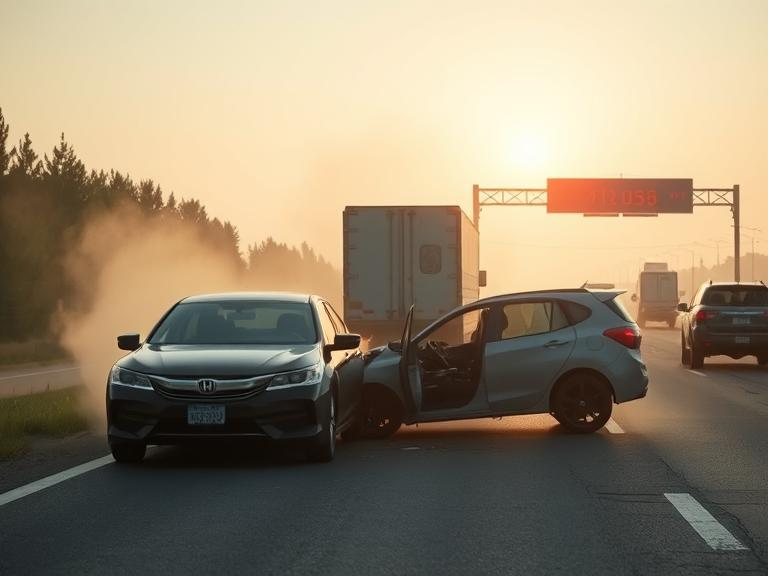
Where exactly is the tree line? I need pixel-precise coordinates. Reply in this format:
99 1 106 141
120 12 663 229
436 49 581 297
0 108 341 343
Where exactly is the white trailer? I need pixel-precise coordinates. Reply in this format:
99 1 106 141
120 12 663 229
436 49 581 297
343 205 482 345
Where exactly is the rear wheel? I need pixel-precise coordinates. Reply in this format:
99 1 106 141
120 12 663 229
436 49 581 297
681 332 691 366
110 442 146 464
361 388 402 439
690 341 704 369
307 394 336 462
551 373 613 434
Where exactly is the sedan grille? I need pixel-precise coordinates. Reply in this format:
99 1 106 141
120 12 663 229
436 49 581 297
149 375 272 400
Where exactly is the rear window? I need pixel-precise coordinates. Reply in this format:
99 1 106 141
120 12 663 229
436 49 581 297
604 297 634 323
702 286 768 307
559 301 592 325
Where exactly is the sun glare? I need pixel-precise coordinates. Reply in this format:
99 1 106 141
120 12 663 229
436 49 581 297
511 132 550 170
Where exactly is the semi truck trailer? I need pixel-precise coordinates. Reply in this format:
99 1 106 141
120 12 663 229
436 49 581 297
343 205 483 345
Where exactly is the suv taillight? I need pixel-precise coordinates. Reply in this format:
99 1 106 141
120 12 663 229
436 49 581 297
695 310 719 323
603 326 641 349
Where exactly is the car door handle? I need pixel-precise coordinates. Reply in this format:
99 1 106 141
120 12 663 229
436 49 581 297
543 340 569 348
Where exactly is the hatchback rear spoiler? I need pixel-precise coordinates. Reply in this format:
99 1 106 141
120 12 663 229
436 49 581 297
587 289 626 303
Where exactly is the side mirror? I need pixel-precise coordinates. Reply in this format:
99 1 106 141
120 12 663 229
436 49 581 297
631 294 638 302
677 303 689 312
117 333 141 351
326 333 361 352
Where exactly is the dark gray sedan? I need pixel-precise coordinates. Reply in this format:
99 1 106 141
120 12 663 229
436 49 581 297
107 292 363 463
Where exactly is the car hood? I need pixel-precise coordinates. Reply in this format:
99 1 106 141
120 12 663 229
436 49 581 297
117 343 321 377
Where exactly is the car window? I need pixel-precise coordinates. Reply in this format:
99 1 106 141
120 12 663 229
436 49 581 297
317 304 338 343
499 301 568 340
702 286 768 307
559 301 592 325
324 302 348 333
149 300 317 345
421 309 483 347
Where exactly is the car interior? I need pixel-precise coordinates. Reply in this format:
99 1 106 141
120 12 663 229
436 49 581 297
416 308 487 412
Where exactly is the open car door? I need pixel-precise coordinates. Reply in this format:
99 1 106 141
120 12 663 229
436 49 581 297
398 305 419 417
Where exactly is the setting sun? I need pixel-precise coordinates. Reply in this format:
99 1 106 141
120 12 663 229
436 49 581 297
510 132 550 170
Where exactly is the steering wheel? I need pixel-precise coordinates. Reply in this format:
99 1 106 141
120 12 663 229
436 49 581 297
426 340 451 369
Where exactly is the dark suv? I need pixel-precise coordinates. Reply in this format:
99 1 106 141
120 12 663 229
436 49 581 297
679 281 768 368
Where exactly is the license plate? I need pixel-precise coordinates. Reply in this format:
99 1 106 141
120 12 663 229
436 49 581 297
732 317 751 325
735 336 750 344
187 404 225 425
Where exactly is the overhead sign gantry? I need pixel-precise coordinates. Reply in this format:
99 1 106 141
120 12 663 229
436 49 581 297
472 179 741 280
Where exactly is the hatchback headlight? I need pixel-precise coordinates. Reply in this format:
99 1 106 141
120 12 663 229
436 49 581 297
110 366 153 390
268 363 324 389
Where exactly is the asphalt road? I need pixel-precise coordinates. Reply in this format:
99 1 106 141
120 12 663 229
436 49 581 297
2 329 767 575
0 363 80 398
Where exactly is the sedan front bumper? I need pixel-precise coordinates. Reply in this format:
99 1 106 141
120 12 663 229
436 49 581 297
107 381 331 446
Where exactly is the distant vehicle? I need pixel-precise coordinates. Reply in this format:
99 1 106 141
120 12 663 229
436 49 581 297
679 281 768 368
343 205 485 346
359 288 648 436
107 293 364 463
631 262 679 328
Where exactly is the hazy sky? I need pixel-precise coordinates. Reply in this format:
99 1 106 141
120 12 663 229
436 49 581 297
2 0 767 294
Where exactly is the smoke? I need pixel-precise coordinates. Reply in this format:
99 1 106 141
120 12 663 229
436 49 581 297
58 203 341 427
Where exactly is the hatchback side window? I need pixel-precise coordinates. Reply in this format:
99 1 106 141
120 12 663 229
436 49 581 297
500 301 567 340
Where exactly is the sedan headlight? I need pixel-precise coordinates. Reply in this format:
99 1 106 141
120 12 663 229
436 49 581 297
110 366 153 390
268 362 324 390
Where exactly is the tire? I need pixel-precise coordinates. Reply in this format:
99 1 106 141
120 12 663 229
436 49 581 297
360 388 402 439
690 341 704 369
307 393 336 462
551 373 613 434
757 354 768 366
110 442 146 463
681 332 691 366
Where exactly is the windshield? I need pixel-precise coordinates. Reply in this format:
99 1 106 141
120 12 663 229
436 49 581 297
148 300 318 345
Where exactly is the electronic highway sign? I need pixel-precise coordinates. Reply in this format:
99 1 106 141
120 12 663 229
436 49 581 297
546 178 693 214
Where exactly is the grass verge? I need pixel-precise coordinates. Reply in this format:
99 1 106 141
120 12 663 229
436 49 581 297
0 387 90 460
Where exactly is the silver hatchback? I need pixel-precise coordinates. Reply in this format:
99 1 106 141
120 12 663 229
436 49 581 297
360 288 648 436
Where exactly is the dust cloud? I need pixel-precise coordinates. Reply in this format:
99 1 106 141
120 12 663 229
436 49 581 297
57 203 337 426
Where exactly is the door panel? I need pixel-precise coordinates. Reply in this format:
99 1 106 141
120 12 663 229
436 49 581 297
484 300 576 412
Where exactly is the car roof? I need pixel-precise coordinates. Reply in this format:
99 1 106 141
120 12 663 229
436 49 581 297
180 292 313 304
475 288 589 306
702 281 766 288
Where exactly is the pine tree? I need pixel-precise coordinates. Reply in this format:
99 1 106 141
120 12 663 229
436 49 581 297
0 108 9 176
9 133 42 178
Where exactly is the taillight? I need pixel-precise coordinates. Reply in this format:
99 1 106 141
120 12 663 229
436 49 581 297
603 326 641 349
695 310 719 323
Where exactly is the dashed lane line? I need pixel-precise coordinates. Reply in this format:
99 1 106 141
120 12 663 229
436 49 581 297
664 493 748 551
0 455 113 508
687 370 707 377
604 419 625 434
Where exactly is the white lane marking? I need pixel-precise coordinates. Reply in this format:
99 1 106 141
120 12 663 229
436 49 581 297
0 367 78 381
0 455 113 507
687 370 707 377
401 446 421 451
604 419 625 434
664 493 748 551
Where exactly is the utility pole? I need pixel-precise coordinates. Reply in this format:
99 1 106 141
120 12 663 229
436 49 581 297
733 185 740 281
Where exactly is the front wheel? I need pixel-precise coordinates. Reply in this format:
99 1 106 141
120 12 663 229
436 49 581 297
361 388 402 439
307 394 336 462
551 373 613 434
110 442 146 464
